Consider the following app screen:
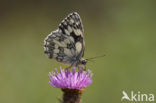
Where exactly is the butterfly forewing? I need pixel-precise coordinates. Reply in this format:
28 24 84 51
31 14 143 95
44 12 85 66
59 12 84 37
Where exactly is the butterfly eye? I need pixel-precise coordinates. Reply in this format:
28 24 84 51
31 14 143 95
81 60 87 65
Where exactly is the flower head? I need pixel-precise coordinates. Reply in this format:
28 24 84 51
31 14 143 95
49 67 92 90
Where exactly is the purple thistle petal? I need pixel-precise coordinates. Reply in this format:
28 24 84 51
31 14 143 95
48 67 93 90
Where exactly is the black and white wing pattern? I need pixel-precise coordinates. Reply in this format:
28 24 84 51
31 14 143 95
44 12 85 66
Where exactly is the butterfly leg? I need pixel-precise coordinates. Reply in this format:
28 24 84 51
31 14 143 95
65 63 75 70
77 65 86 71
83 66 86 71
65 65 72 70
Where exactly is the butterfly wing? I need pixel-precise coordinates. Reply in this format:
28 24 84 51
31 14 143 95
44 29 76 64
59 12 85 58
44 12 85 65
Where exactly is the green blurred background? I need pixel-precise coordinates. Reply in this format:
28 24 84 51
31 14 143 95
0 0 156 103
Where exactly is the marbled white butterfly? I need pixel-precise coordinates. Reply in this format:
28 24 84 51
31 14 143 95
44 12 87 68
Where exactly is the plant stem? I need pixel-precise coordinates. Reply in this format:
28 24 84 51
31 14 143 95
62 88 84 103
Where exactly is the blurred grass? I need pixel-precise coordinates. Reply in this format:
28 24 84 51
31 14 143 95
0 0 156 103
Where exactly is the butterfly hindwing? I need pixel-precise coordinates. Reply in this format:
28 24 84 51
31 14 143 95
44 30 76 63
44 12 85 65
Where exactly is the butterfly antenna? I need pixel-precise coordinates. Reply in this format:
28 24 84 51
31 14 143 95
87 59 95 62
86 54 106 60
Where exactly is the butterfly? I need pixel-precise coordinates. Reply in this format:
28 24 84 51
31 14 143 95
44 12 87 68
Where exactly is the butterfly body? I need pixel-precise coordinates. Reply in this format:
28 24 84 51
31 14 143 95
44 12 87 68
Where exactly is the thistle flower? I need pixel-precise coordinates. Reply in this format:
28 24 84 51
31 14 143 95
48 67 93 103
49 67 92 89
